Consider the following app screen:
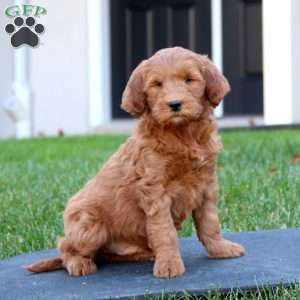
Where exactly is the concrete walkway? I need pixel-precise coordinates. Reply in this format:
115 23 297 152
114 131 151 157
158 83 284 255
1 229 300 299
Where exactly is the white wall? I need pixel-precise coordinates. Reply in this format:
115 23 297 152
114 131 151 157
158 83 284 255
291 0 300 122
211 0 223 118
2 0 300 139
30 0 89 136
263 0 300 125
0 0 15 139
88 0 112 128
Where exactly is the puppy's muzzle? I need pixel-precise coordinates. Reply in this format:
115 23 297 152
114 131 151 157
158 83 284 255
168 100 182 112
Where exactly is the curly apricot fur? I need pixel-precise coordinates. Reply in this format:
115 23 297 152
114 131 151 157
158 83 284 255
25 47 244 278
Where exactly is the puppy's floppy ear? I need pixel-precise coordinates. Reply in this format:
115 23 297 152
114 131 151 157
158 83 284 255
121 60 148 117
197 55 230 108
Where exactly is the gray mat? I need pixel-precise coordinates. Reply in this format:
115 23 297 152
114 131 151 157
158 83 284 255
1 229 300 300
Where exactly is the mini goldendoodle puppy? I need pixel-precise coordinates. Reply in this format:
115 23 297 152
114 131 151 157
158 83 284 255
26 47 245 278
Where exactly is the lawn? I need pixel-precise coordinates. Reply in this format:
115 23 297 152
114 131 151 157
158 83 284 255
1 129 300 299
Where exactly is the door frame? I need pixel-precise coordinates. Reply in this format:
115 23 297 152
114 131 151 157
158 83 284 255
87 0 112 129
211 0 223 118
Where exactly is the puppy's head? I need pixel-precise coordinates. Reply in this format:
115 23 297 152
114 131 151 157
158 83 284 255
121 47 230 125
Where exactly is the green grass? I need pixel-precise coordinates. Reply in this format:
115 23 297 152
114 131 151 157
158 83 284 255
145 283 300 300
1 129 300 299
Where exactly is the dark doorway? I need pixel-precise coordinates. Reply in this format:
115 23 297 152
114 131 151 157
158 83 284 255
110 0 211 118
223 0 263 115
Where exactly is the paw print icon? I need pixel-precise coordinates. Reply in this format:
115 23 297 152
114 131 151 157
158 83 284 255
5 16 45 48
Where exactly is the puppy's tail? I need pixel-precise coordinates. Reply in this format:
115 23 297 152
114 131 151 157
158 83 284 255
24 256 63 273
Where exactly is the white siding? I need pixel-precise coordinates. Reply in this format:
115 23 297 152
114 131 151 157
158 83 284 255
87 0 112 128
30 0 89 136
291 0 300 122
211 0 223 118
263 0 300 125
0 0 15 139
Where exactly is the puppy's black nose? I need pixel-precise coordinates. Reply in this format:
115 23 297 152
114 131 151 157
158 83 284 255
168 100 182 112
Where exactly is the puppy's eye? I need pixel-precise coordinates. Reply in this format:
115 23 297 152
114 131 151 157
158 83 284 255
152 81 162 87
185 77 193 84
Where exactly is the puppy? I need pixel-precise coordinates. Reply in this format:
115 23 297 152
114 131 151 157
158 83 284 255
26 47 245 278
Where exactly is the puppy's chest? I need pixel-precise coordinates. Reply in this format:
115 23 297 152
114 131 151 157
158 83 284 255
165 149 214 230
165 149 211 180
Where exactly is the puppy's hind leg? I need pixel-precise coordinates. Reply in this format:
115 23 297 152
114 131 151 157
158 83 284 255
59 208 109 276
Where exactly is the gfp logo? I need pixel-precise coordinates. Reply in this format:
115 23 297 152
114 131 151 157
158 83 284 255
4 5 46 48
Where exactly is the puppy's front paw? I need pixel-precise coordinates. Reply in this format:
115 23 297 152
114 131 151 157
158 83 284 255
208 239 245 259
65 256 97 277
153 255 185 278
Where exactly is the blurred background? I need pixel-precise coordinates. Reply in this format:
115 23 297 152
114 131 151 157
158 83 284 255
0 0 300 139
